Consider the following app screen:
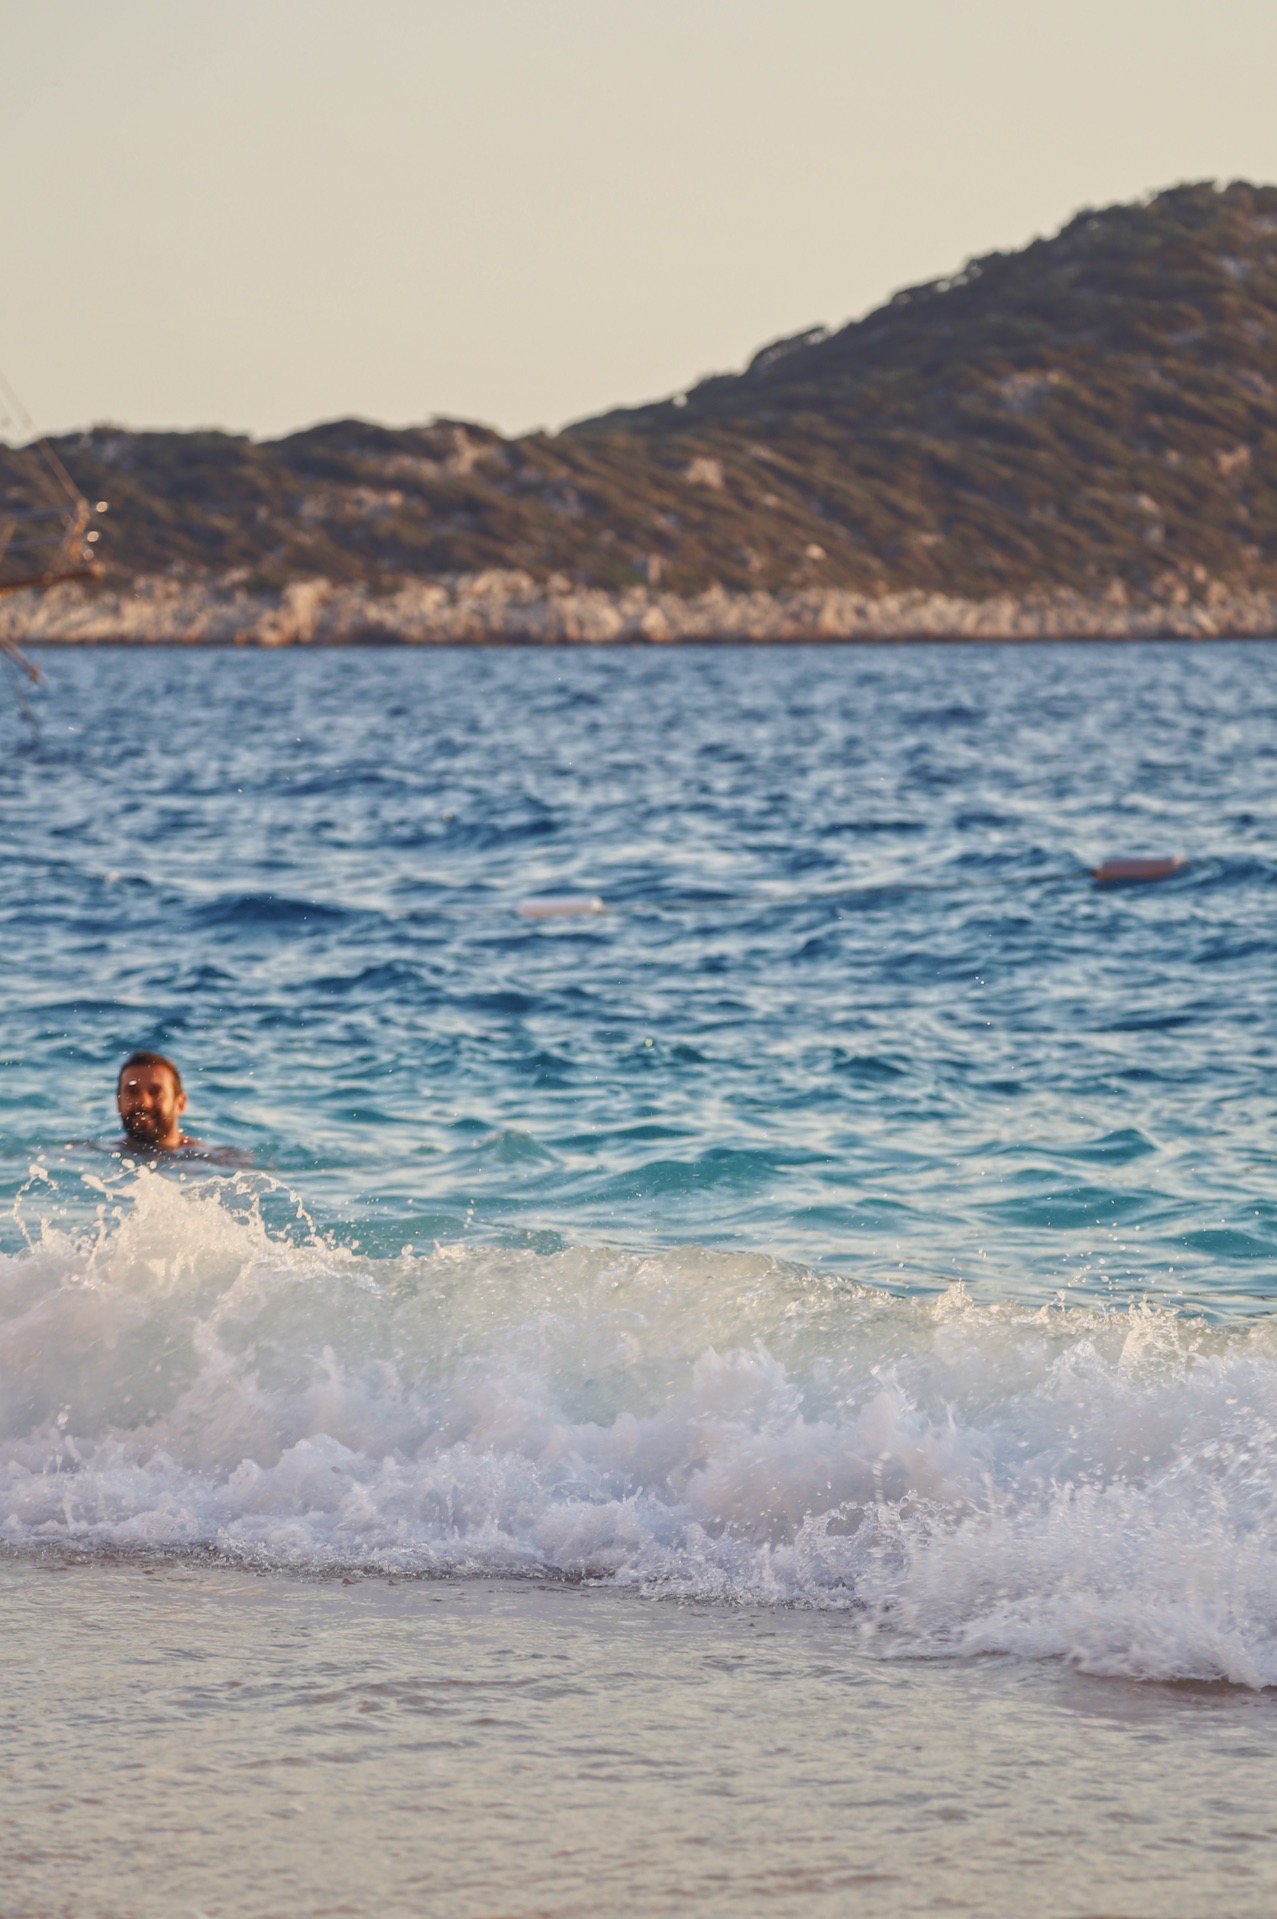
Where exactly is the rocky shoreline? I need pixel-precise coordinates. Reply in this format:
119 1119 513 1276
2 570 1276 646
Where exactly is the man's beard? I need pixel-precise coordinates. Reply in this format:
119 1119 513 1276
122 1108 167 1143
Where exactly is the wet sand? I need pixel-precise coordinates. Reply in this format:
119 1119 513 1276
6 1558 1277 1918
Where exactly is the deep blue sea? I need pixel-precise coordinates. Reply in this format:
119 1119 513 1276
4 641 1275 1309
5 642 1277 1688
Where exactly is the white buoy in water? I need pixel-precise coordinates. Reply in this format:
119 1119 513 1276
517 894 606 919
1092 856 1187 885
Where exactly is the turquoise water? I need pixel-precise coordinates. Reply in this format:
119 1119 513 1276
10 642 1277 1919
3 641 1276 1308
5 643 1277 1691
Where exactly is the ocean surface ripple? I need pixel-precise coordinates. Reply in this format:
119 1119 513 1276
4 641 1277 1682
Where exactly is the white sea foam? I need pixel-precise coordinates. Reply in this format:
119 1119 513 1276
5 1170 1277 1684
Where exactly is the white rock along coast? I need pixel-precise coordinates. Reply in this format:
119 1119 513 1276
3 570 1277 646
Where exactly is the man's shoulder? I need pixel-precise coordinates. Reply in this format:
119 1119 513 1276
175 1139 254 1168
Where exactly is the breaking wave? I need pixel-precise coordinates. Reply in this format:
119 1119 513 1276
5 1169 1277 1685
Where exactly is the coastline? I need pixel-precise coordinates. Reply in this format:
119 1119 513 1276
4 569 1277 645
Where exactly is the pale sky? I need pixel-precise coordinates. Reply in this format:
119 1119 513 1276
5 0 1277 443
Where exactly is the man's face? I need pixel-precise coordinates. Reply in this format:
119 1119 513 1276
118 1064 186 1148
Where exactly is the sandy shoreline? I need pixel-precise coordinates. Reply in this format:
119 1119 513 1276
7 1557 1277 1919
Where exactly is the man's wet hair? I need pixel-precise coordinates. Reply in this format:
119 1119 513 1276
118 1050 183 1095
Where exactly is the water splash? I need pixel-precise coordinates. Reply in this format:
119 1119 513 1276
5 1171 1277 1684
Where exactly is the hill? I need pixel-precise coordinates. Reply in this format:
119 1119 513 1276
4 180 1277 640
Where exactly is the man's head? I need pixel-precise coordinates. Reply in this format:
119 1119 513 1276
117 1051 187 1150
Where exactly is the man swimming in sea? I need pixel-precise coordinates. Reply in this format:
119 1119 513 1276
113 1050 251 1165
116 1050 201 1153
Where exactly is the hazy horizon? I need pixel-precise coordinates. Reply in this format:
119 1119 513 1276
6 0 1277 444
5 171 1266 452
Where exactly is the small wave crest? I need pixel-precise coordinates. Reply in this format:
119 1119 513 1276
4 1170 1277 1685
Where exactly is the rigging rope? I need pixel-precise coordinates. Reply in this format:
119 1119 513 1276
0 364 101 712
0 364 94 608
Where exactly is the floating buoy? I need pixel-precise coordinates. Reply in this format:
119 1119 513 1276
517 894 606 919
1091 856 1188 886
